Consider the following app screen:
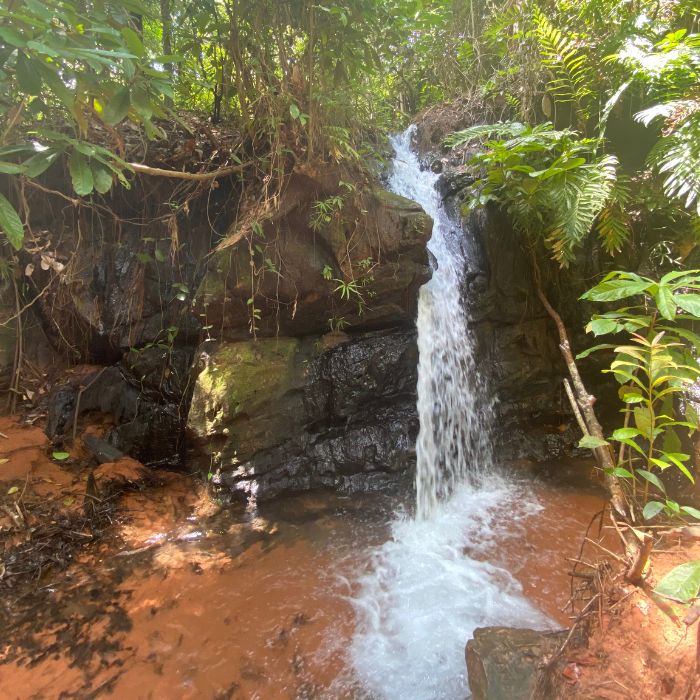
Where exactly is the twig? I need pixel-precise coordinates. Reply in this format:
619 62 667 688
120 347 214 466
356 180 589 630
584 537 626 562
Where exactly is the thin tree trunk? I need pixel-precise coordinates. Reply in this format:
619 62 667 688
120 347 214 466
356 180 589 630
160 0 174 107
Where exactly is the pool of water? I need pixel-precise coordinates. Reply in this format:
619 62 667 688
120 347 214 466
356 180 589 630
1 462 605 699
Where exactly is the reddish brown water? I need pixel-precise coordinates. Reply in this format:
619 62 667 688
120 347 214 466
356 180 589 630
0 455 606 700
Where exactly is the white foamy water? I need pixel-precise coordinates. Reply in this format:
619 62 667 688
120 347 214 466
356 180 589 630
349 127 551 699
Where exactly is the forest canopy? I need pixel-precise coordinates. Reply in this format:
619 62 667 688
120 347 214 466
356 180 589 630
0 0 698 267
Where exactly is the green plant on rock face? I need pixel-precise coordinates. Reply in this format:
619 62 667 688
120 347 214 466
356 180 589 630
579 269 700 522
447 121 627 265
310 195 345 232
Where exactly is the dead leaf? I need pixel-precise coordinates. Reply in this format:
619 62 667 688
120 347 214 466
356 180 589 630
24 262 34 276
562 662 581 683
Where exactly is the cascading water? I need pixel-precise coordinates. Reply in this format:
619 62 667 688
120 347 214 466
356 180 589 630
349 127 552 699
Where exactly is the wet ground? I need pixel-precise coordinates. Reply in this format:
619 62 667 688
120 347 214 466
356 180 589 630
1 417 608 699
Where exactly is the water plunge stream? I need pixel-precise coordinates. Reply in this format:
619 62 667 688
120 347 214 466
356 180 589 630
348 128 552 699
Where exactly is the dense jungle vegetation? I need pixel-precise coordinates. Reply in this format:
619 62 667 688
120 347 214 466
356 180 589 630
1 0 700 534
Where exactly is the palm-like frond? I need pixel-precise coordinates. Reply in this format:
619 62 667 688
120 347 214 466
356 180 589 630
533 8 594 126
646 113 700 214
444 121 527 147
545 156 618 264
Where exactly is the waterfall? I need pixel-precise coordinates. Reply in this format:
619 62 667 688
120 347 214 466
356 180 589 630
348 127 551 699
388 126 493 517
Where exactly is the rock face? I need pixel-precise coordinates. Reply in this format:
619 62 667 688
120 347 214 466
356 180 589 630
466 626 568 700
186 172 431 498
188 329 419 499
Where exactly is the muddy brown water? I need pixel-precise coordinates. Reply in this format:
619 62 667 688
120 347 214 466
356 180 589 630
1 461 605 700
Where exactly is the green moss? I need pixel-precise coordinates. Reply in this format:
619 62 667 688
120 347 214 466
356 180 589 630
189 338 303 437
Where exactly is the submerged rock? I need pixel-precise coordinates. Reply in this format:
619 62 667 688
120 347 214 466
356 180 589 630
466 626 568 700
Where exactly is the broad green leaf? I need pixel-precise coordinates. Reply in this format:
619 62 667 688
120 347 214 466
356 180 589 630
633 407 653 438
637 469 666 493
0 192 24 250
51 451 70 461
578 435 609 449
643 500 665 520
581 280 650 302
68 151 94 196
675 294 700 319
610 466 634 478
16 51 41 95
91 164 113 194
587 318 621 336
290 103 301 119
655 285 676 320
23 149 62 177
654 560 700 602
612 427 640 440
575 343 616 359
681 506 700 520
6 485 19 495
0 162 25 174
102 87 130 126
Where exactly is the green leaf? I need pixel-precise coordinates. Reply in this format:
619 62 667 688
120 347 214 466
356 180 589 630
0 192 24 250
633 407 653 438
655 285 676 320
578 435 609 449
6 485 19 495
68 151 93 196
576 343 616 359
582 280 651 302
16 51 42 95
587 318 621 336
610 466 634 478
654 560 700 602
102 87 130 126
289 103 301 120
23 149 62 177
637 469 666 493
643 500 665 520
612 427 641 440
675 294 700 319
681 506 700 521
91 164 113 194
51 451 70 461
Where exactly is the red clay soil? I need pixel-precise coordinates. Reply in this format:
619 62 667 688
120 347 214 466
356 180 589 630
559 534 700 699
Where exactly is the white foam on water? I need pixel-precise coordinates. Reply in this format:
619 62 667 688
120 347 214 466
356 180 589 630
348 127 552 699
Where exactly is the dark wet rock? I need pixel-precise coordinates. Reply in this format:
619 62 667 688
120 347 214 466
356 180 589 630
45 363 184 466
466 627 568 700
194 175 432 339
188 328 419 500
83 434 124 464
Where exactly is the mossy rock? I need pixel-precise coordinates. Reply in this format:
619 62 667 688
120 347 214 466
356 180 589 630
188 337 317 462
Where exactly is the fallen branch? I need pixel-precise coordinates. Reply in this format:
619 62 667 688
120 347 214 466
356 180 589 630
128 161 248 181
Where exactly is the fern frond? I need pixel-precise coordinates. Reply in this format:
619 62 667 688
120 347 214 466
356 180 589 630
545 156 618 265
444 121 527 147
533 8 594 126
647 113 700 214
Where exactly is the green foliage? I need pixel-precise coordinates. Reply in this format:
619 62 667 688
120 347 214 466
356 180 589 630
654 559 700 603
0 0 173 248
451 121 625 265
533 8 594 127
580 270 700 521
